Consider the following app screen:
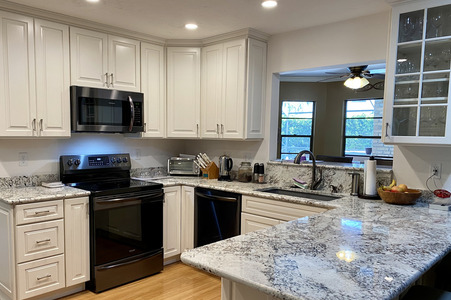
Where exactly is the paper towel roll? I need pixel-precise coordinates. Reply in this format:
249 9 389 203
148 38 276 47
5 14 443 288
364 157 377 196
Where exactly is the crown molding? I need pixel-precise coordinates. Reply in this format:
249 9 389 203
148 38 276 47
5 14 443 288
0 0 166 45
0 0 270 47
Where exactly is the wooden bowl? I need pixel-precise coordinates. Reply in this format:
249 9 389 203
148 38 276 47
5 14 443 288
377 188 422 205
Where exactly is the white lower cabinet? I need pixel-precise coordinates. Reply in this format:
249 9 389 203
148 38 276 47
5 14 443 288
0 197 89 300
163 185 195 263
241 195 327 234
180 186 195 252
163 186 182 259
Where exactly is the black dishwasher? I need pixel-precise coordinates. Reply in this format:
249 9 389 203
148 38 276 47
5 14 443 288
194 187 241 247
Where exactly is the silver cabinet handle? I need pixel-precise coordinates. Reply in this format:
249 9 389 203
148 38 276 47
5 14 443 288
197 124 199 136
110 73 114 87
221 124 224 134
34 210 50 215
36 239 50 244
32 118 36 133
216 124 219 134
39 119 43 132
37 274 51 280
128 96 135 132
385 122 389 137
144 122 147 132
105 72 109 87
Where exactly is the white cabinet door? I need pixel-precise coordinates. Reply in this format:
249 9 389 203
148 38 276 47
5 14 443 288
383 0 451 145
201 43 223 138
0 11 36 137
241 212 279 235
35 19 70 137
181 186 195 252
64 197 90 287
245 38 267 139
222 39 246 139
163 186 181 259
108 35 140 92
0 202 15 300
166 47 201 138
141 42 166 137
70 27 108 89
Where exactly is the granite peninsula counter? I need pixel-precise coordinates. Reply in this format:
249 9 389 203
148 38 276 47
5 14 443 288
132 176 451 300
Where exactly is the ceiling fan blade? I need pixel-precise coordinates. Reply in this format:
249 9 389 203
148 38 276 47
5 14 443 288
372 74 385 79
317 76 341 82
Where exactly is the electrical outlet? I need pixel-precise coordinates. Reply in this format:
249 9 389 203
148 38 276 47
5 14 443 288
19 152 28 167
431 162 442 179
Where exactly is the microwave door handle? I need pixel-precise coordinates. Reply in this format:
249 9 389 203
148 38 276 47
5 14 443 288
128 96 135 132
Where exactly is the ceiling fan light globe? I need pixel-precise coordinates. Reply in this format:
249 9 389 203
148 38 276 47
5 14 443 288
344 77 369 89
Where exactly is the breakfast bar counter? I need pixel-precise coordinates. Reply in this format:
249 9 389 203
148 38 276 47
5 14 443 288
181 195 451 300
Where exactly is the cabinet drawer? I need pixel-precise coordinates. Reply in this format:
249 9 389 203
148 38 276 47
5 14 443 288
242 195 327 222
15 200 63 225
17 254 65 300
241 212 280 234
16 219 64 263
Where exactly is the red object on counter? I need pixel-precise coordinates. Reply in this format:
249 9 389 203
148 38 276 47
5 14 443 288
434 189 451 198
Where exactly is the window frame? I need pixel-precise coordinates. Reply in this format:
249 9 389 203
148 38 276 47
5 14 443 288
342 97 393 158
277 100 316 159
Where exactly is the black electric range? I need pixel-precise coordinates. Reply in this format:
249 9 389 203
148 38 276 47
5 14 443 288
60 153 163 293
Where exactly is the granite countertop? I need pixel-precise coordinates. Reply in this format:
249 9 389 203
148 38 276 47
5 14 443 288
135 176 451 300
0 185 90 205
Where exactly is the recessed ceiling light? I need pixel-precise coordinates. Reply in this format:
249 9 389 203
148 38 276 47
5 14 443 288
185 23 198 30
86 0 100 3
262 0 277 8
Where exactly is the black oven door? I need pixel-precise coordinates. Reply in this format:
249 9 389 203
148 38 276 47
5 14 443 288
92 189 163 266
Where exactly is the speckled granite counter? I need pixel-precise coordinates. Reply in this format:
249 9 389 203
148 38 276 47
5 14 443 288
0 186 90 205
134 176 451 300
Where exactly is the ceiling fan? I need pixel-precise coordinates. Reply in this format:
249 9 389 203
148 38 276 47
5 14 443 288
324 65 385 90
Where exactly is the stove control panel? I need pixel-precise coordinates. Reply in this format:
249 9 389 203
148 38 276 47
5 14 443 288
60 153 131 171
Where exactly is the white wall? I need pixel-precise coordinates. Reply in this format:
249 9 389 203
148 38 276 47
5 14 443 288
264 11 391 161
0 135 185 177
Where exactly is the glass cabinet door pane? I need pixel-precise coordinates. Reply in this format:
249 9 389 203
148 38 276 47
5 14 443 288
419 106 447 136
396 43 422 74
398 10 424 43
392 107 418 136
426 4 451 38
394 75 420 105
424 39 451 71
421 73 449 104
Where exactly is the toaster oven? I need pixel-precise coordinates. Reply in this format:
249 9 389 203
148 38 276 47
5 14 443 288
168 157 200 176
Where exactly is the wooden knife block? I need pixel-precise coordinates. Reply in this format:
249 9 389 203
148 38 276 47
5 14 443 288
202 162 219 179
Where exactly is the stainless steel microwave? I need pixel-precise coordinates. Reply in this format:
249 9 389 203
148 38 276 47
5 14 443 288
70 86 144 133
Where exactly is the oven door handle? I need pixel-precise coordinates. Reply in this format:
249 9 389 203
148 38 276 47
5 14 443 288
96 191 164 204
128 96 135 132
195 192 238 203
97 252 159 271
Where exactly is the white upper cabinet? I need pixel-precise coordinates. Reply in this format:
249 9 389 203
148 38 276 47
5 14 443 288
141 42 166 138
383 0 451 145
0 12 36 137
0 12 70 137
70 27 140 92
35 19 70 137
166 47 201 138
200 38 266 140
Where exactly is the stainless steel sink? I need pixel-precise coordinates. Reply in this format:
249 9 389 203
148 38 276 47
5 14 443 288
256 188 340 201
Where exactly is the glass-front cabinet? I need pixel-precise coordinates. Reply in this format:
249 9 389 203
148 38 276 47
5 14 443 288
383 0 451 144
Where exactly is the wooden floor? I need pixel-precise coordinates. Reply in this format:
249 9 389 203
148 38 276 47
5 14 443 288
60 262 221 300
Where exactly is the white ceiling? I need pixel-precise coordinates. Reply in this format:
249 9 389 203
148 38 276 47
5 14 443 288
5 0 391 40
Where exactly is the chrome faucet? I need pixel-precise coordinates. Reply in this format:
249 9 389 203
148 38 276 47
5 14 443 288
293 150 322 190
